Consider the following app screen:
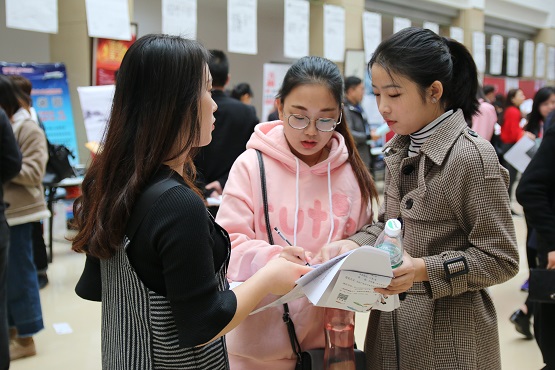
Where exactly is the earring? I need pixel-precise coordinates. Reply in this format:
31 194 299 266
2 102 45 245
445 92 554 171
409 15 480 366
431 97 437 103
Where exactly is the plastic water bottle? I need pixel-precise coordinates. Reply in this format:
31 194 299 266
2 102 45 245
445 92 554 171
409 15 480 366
323 308 356 370
374 218 403 268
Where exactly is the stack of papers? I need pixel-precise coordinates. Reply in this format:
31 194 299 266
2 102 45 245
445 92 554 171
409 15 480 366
250 246 400 314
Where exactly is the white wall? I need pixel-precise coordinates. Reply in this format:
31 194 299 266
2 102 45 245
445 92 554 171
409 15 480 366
0 0 51 63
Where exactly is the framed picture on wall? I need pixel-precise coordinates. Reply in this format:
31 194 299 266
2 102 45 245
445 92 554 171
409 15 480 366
344 49 366 79
91 23 138 85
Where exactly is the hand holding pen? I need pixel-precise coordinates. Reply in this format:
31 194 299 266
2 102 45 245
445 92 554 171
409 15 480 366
274 227 311 266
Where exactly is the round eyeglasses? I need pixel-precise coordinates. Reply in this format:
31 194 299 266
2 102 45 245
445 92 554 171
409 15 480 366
283 111 342 132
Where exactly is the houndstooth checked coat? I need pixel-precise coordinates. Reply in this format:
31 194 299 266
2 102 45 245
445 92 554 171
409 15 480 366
349 110 519 370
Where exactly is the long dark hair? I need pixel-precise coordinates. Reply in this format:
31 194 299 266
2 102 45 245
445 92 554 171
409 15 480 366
369 27 479 122
525 86 555 135
0 74 27 118
72 35 211 259
276 56 378 210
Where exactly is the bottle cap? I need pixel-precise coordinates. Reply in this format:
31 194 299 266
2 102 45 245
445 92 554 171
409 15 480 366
384 219 402 237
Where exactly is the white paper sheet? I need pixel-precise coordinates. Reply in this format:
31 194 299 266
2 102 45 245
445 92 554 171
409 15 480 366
284 0 309 59
5 0 58 33
537 43 548 79
393 17 410 34
85 0 131 40
507 38 520 77
323 4 345 62
523 41 535 78
162 0 197 39
251 246 399 314
423 21 439 35
227 0 257 55
548 47 555 81
362 12 381 63
449 27 464 43
503 136 537 173
489 35 503 75
472 31 486 74
77 85 115 144
262 63 291 122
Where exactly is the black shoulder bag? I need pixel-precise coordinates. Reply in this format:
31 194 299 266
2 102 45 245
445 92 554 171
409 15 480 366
256 150 366 370
529 268 555 304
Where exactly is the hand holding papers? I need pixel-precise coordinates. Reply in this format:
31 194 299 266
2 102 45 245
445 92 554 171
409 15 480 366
251 246 401 314
503 135 537 173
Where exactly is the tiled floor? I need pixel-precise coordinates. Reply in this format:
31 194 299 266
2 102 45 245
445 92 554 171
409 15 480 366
9 198 545 370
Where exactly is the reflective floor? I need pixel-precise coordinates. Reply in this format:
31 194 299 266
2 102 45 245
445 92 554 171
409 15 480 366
10 198 545 370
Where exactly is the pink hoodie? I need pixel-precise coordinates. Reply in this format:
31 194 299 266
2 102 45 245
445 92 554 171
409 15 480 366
216 121 372 370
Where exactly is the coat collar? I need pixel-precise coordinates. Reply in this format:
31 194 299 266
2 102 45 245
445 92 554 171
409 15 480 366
383 109 467 166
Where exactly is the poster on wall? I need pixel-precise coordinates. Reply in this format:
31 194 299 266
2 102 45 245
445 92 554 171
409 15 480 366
449 27 464 43
423 21 439 35
506 38 519 77
523 41 535 78
5 0 58 34
363 11 381 63
323 4 346 62
85 0 131 40
92 23 137 85
162 0 197 39
228 0 258 55
262 63 290 122
77 85 115 148
0 62 79 164
489 35 503 75
284 0 309 59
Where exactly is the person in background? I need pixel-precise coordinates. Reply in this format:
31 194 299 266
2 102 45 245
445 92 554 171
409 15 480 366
483 84 496 104
523 86 555 142
0 108 22 370
231 82 258 121
343 76 377 170
216 56 377 370
316 27 519 369
0 74 49 361
509 86 555 340
267 98 280 121
231 83 254 105
493 93 506 123
8 74 49 289
194 50 259 201
472 85 498 141
500 88 535 214
71 34 310 369
516 123 555 370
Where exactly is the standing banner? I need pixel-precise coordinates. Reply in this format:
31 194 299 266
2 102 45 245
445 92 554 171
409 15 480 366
262 63 290 122
0 62 79 164
93 24 137 85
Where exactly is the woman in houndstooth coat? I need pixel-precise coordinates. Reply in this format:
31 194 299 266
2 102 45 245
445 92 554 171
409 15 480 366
317 28 519 370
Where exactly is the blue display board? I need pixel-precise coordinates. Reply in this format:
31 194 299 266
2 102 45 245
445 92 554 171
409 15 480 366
1 63 79 164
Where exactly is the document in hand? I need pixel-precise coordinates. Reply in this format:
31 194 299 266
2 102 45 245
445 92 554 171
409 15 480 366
251 246 400 314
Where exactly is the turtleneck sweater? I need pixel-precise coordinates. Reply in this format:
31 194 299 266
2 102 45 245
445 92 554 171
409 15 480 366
408 110 454 157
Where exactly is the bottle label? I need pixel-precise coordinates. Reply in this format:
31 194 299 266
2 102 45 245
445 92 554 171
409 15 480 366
375 241 403 268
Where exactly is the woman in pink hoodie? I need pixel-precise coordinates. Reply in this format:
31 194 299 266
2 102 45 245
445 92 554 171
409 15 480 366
216 56 379 369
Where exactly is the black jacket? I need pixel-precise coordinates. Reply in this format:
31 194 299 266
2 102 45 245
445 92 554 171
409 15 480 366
0 108 23 220
194 90 258 190
516 125 555 265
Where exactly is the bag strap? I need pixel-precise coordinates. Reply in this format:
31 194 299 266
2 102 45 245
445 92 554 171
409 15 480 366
283 302 303 366
126 177 181 241
255 149 303 366
256 149 274 245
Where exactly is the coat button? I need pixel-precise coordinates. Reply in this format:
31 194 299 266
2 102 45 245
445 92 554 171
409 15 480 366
468 129 478 137
406 199 413 209
402 165 414 175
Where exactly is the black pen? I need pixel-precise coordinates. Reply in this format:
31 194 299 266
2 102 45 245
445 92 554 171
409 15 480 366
274 227 311 266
